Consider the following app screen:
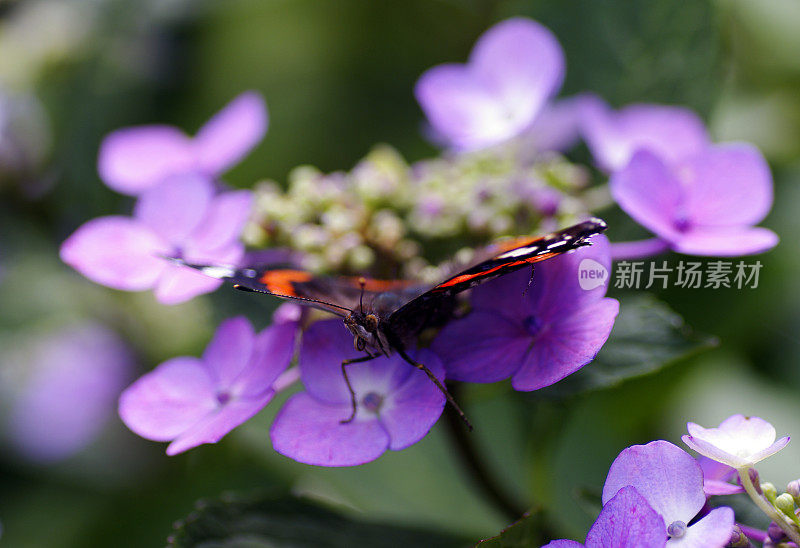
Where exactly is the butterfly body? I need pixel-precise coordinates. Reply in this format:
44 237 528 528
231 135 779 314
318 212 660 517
174 218 608 428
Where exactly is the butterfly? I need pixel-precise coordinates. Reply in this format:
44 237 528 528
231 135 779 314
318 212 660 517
172 217 608 429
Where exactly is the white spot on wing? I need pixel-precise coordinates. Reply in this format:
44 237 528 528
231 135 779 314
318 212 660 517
201 266 236 279
498 246 539 259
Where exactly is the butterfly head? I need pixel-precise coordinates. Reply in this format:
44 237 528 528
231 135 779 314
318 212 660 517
344 310 390 356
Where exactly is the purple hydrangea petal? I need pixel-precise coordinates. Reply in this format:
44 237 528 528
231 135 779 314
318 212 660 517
60 216 170 291
470 17 565 125
525 234 613 320
581 98 710 172
298 319 361 404
415 17 564 150
691 415 777 453
609 238 671 261
432 310 531 383
703 480 744 496
699 457 743 495
511 298 619 391
610 150 684 241
193 91 268 176
183 239 244 266
187 190 253 253
747 436 790 463
9 324 133 462
470 268 540 323
166 395 272 456
202 316 255 388
525 94 592 152
681 435 749 469
270 392 390 466
234 321 298 399
98 125 195 195
602 441 705 526
672 225 778 257
346 354 414 400
669 507 734 548
273 302 303 324
133 174 215 245
681 144 773 228
119 356 217 442
153 263 224 305
543 541 584 548
585 486 667 548
415 65 509 150
683 415 790 467
379 349 446 451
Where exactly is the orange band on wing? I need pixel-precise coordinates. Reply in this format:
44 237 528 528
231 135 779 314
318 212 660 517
259 270 313 296
347 277 414 292
435 252 558 289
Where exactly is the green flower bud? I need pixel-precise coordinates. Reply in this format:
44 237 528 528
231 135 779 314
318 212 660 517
762 482 778 503
775 493 797 519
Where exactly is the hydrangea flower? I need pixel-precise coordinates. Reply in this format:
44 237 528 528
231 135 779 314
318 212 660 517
7 323 133 463
415 17 565 151
544 486 668 548
98 91 267 195
610 146 778 256
119 316 296 455
270 320 445 466
602 441 735 547
60 174 252 304
580 96 710 173
432 235 618 390
698 457 743 496
682 414 790 469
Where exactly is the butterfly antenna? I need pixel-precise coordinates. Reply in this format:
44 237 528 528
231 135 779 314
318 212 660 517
358 276 366 313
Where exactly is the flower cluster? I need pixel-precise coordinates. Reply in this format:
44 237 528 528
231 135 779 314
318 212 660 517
57 16 780 468
545 414 798 547
61 92 266 304
117 239 618 465
245 145 588 280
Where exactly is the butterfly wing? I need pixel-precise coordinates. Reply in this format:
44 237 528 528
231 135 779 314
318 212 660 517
172 259 416 317
385 218 608 342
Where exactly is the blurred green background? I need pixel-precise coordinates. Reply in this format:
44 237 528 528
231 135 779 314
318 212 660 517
1 0 799 545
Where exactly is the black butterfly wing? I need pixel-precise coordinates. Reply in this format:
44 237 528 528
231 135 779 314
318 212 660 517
174 260 417 318
384 218 608 343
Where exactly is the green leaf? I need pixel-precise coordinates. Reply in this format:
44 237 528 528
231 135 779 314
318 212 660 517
538 294 717 398
167 491 468 548
475 513 543 547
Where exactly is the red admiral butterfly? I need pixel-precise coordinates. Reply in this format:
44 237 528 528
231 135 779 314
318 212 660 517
173 218 607 429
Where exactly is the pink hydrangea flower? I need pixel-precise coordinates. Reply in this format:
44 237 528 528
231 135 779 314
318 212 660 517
119 316 296 455
270 320 446 466
415 17 565 151
580 96 710 173
60 174 251 304
98 91 267 195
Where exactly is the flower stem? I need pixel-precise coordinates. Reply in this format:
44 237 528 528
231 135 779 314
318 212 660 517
738 467 800 544
442 387 527 524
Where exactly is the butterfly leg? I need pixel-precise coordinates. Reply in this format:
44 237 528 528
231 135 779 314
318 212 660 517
340 354 378 425
522 265 535 297
396 348 473 432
